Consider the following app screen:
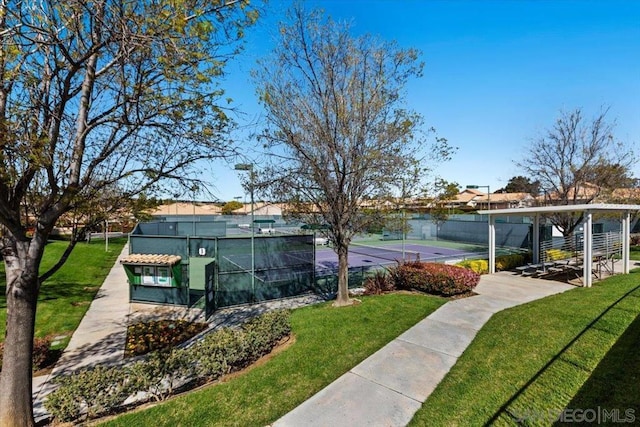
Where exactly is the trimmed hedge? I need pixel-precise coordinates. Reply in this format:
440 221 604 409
46 365 135 421
456 253 527 275
496 253 525 271
389 261 480 296
456 259 488 274
45 310 291 423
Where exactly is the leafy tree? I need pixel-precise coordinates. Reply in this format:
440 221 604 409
253 5 452 306
221 200 244 215
0 0 259 424
498 176 540 196
516 108 634 237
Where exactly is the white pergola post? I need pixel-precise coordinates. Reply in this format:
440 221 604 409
488 214 496 274
622 210 631 274
583 211 593 287
532 214 540 264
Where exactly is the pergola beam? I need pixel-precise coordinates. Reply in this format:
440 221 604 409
478 203 640 286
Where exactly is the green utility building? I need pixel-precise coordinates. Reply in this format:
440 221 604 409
122 219 315 316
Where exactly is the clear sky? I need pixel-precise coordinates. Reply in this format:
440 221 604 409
205 0 640 202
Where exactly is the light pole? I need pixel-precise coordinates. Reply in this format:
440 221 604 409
466 185 490 210
235 163 255 301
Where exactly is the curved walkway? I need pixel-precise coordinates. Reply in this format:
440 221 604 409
274 274 574 427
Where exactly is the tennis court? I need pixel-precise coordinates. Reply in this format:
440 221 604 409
215 235 316 307
220 251 314 277
315 241 487 270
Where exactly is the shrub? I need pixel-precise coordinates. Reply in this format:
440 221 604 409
128 347 195 401
193 328 248 380
0 336 52 372
456 259 488 274
45 365 135 422
363 270 395 295
495 253 525 271
46 310 292 424
457 254 526 274
243 310 291 361
33 337 52 370
192 309 291 380
389 261 479 297
125 319 207 357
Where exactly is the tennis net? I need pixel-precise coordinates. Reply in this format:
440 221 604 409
349 243 419 263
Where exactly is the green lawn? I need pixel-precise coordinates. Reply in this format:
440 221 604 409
0 238 127 348
410 270 640 426
102 265 640 426
102 293 446 427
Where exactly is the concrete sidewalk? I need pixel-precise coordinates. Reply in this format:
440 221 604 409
32 243 132 421
274 273 574 427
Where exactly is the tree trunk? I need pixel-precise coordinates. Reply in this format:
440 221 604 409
333 243 352 306
0 240 40 427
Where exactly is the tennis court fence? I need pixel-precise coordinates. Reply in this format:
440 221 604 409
213 235 316 309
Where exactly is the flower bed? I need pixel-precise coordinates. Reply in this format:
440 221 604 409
125 319 208 358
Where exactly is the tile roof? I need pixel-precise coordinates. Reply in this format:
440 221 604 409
151 202 222 215
474 192 534 203
120 254 182 265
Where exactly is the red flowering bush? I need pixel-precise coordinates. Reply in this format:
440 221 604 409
389 261 480 297
363 270 395 295
125 320 207 358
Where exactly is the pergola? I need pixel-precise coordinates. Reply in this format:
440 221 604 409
478 204 640 287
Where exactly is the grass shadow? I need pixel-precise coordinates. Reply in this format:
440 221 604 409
553 311 640 425
38 281 103 301
485 284 640 425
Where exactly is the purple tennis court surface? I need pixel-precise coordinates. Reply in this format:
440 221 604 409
315 243 481 270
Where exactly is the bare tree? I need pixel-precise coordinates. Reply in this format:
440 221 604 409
517 108 634 236
427 179 460 228
0 0 260 424
253 5 452 306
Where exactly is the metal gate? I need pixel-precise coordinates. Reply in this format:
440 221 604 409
204 261 216 318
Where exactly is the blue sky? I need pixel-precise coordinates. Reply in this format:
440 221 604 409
207 0 640 202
